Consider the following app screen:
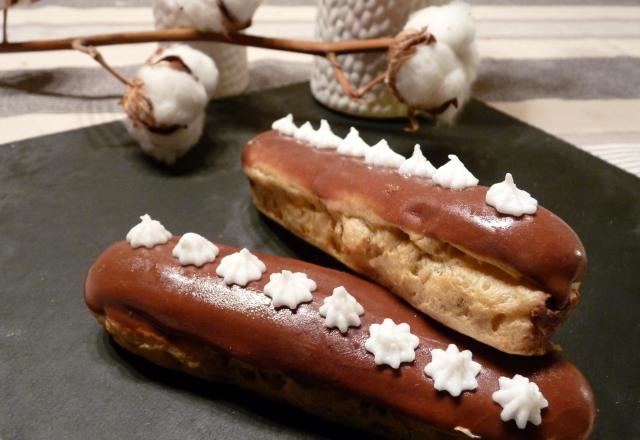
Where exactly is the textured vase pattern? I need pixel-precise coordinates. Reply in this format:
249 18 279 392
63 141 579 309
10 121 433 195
311 0 433 118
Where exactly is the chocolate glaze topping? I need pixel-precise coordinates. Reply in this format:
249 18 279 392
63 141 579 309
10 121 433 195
85 239 595 439
242 131 587 308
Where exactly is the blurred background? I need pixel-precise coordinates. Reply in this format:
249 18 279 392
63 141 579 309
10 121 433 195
1 0 638 175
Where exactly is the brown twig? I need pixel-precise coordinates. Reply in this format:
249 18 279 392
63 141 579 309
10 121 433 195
404 98 459 132
353 74 386 97
327 52 356 98
2 8 7 44
405 108 419 132
327 52 387 99
0 28 393 55
71 39 132 87
1 28 398 116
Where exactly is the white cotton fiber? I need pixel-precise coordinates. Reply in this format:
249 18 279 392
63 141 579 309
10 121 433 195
126 112 206 165
151 45 219 99
405 1 476 60
394 44 469 112
398 1 478 124
152 0 262 32
409 1 479 84
136 64 208 127
223 0 262 25
153 0 223 31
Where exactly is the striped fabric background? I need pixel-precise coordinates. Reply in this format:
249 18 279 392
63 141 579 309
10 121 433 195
1 0 638 177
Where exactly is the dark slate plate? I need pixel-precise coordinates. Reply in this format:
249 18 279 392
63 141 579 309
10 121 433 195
1 83 638 440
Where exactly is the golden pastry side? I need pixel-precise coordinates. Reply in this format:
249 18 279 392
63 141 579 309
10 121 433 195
245 166 578 356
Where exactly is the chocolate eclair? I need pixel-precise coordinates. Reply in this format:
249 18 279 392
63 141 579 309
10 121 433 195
242 128 587 356
85 234 595 439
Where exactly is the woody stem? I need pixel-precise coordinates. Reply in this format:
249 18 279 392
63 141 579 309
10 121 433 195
0 28 393 55
71 39 133 87
2 8 7 44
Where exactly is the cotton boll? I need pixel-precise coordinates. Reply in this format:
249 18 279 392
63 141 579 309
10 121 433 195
152 0 262 32
388 3 478 126
135 64 208 127
439 63 473 120
394 43 468 118
123 54 210 164
151 45 219 99
405 1 476 60
152 0 262 98
153 0 223 31
404 1 479 105
439 65 468 101
457 43 479 84
436 99 461 125
126 112 206 165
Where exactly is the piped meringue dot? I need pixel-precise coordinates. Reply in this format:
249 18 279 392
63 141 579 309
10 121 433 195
492 374 549 429
272 114 298 137
310 120 342 149
485 173 538 217
365 318 419 368
337 127 370 157
215 248 266 287
364 139 405 168
126 214 172 249
172 233 219 267
432 154 478 189
424 344 481 397
263 270 317 310
319 286 364 333
399 144 437 178
294 121 316 144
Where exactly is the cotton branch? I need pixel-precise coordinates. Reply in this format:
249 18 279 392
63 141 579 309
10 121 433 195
0 27 398 106
71 39 132 86
0 26 467 131
0 28 393 56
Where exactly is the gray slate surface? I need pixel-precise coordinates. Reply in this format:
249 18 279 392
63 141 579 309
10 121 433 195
1 83 639 440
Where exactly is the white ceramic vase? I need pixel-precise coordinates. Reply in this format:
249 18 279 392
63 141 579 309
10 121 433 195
311 0 442 118
187 42 250 98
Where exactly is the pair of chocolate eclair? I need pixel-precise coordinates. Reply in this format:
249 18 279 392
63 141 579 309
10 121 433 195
85 121 595 439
